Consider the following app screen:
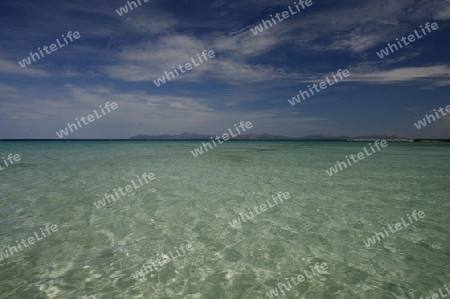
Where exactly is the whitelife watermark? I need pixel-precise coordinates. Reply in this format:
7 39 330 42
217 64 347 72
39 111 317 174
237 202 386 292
363 211 425 247
190 121 253 157
115 0 149 16
229 192 290 228
130 243 193 282
325 140 388 176
420 283 450 299
288 69 350 106
266 262 328 298
18 31 81 68
56 102 118 139
414 105 450 129
0 154 21 172
376 22 439 59
0 224 59 263
250 0 313 35
153 50 216 87
94 172 155 209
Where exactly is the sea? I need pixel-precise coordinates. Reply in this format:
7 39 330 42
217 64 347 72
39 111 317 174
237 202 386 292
0 140 449 299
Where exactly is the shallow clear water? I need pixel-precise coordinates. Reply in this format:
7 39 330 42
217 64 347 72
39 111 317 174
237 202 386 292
0 141 449 299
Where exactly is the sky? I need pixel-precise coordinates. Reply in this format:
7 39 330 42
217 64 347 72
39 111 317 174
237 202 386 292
1 0 450 139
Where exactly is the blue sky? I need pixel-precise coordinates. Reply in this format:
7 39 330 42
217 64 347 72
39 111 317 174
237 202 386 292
1 0 449 139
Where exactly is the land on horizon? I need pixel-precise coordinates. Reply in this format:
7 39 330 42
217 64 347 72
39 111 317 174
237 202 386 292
2 134 449 141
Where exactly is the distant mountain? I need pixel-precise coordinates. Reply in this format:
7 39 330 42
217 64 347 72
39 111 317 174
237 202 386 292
129 132 349 140
130 132 211 140
127 133 447 141
303 134 350 140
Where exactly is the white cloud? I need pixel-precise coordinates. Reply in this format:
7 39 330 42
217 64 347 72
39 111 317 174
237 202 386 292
103 32 291 83
0 84 21 98
0 58 50 77
349 65 450 83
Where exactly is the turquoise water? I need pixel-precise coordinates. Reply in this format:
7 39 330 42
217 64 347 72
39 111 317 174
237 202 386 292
0 141 449 299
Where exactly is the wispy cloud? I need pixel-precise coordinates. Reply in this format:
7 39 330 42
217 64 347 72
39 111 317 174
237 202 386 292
348 65 450 83
0 58 50 77
0 0 449 138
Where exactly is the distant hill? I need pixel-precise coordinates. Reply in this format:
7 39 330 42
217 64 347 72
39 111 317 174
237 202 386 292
129 132 349 140
129 133 449 142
